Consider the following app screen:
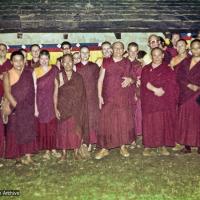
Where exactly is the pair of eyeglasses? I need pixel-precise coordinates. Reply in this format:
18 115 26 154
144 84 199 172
149 40 158 44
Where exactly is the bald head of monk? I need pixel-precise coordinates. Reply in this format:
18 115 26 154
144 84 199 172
112 41 125 59
151 47 164 66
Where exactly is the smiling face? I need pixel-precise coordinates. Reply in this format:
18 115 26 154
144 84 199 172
39 55 49 67
128 45 138 60
73 52 81 64
176 40 187 55
62 55 73 72
102 43 112 58
191 40 200 57
148 35 160 49
151 48 164 65
31 46 40 59
80 47 90 62
112 42 124 58
11 54 24 71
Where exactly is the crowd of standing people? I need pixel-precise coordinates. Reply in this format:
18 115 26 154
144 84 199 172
0 31 200 167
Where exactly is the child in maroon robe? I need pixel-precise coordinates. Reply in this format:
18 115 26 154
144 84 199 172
76 46 100 151
54 54 89 161
141 47 178 156
176 39 200 153
34 50 60 160
95 42 135 159
3 51 38 165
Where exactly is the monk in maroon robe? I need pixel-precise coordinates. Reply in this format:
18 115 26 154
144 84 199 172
3 51 38 165
128 42 142 143
76 46 100 151
34 50 60 160
141 47 178 156
176 39 200 154
54 54 89 161
27 44 40 70
95 41 135 159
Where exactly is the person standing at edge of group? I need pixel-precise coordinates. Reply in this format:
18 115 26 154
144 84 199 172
3 51 38 166
176 39 200 154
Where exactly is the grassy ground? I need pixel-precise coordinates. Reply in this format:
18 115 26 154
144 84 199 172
0 146 200 200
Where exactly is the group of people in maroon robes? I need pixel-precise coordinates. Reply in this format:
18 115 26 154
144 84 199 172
0 35 200 167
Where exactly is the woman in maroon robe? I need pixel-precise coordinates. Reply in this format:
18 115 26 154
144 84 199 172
141 47 178 156
176 39 200 153
34 50 60 160
76 46 100 151
3 51 38 165
54 54 89 161
95 42 135 160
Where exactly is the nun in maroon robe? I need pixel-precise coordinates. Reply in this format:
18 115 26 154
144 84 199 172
76 46 100 146
4 52 38 162
141 47 178 156
176 39 200 153
35 66 58 152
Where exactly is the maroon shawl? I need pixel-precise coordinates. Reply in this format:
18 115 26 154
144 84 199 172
141 62 178 114
37 66 58 123
176 57 200 105
102 57 134 107
57 71 89 138
8 68 36 144
76 61 99 133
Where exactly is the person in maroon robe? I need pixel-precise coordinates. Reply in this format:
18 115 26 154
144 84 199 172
176 39 200 154
3 51 38 166
141 47 178 156
27 44 40 70
170 39 190 73
34 50 60 160
54 54 89 161
0 43 12 163
166 33 181 58
95 41 135 159
56 41 72 70
76 46 100 151
127 42 142 147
